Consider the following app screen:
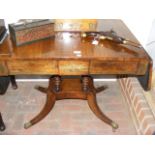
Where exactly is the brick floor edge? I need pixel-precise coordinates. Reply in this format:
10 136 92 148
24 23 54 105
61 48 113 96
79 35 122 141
118 77 155 135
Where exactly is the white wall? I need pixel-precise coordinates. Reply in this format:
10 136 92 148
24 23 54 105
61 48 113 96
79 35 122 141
146 20 155 68
123 19 155 68
4 19 19 29
123 19 153 47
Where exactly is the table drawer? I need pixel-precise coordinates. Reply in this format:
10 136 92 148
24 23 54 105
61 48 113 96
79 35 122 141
8 60 58 74
90 60 138 74
0 61 8 75
59 60 89 75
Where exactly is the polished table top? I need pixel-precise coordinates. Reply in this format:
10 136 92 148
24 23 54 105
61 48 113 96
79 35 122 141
0 19 152 90
0 19 150 61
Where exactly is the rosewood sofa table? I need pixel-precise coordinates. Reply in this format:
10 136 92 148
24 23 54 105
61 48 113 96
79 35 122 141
0 19 152 131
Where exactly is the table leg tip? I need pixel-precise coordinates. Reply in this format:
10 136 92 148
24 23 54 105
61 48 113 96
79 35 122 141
111 121 119 130
34 85 40 90
24 122 32 129
12 85 18 89
0 125 6 131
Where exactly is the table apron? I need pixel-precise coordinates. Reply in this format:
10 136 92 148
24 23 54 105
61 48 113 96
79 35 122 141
1 59 149 76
